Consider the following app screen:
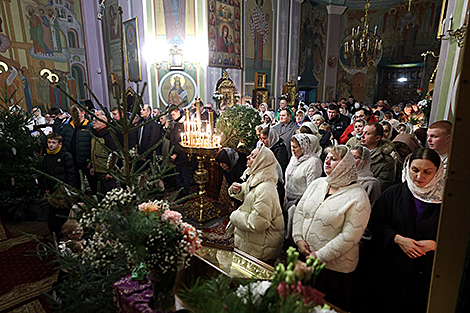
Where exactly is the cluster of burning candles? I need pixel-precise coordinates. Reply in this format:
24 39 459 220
180 98 221 149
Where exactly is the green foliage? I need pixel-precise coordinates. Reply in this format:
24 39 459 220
179 275 309 313
215 104 262 154
0 91 43 220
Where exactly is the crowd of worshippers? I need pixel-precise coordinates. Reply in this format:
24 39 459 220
28 96 451 312
220 97 451 313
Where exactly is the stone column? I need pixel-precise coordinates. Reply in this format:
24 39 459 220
322 5 347 101
274 0 290 109
287 0 304 82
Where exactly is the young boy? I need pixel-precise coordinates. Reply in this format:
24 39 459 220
43 133 77 193
43 133 77 238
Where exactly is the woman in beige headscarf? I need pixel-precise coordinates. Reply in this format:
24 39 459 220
292 145 371 310
228 145 284 261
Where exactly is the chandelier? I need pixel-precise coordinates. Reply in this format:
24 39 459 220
342 0 382 66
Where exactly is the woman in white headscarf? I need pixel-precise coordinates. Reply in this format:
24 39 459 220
259 126 289 174
365 148 444 313
284 133 322 238
298 122 322 156
262 111 277 127
350 145 381 207
228 145 284 261
292 145 371 310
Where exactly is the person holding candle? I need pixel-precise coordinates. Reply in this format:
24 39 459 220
168 104 191 199
227 145 284 262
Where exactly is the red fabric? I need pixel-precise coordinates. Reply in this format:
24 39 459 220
339 115 377 144
0 237 56 296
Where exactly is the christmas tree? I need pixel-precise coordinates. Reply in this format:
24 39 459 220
0 85 43 220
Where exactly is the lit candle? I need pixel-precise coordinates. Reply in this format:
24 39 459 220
195 98 202 127
345 41 348 54
374 25 377 35
351 39 355 52
209 111 214 134
448 14 453 32
441 18 446 37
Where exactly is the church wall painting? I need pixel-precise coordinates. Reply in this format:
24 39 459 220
297 1 327 102
336 0 442 103
102 0 123 98
0 0 88 113
208 0 243 69
158 71 197 107
244 0 273 97
123 17 142 82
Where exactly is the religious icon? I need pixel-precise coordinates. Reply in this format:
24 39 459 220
168 75 188 105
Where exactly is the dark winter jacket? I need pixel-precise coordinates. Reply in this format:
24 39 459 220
167 115 188 164
370 139 395 192
270 138 289 175
327 114 350 141
43 147 77 191
366 182 440 313
91 127 118 174
53 118 93 164
138 117 162 158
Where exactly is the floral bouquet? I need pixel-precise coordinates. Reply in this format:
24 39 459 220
179 247 336 313
78 188 202 311
278 93 289 101
417 92 432 126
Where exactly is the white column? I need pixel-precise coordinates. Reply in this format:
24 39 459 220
287 0 304 82
274 0 290 109
323 5 347 101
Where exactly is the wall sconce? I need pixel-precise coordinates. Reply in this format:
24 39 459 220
440 14 467 48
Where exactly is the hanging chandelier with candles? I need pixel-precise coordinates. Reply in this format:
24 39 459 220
342 0 383 66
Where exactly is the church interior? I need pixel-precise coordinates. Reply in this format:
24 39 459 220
0 0 469 312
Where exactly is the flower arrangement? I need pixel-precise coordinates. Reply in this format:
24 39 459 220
215 104 262 154
417 92 432 126
78 189 201 275
179 247 336 313
278 93 289 101
212 90 224 109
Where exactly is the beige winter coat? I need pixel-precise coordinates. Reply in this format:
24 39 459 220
292 178 371 273
228 146 284 261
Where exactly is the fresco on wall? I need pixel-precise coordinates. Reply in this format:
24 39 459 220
337 0 441 103
208 0 243 69
0 0 87 112
244 0 273 95
102 0 123 96
298 1 327 101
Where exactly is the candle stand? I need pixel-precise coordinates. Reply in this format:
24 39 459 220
180 145 221 225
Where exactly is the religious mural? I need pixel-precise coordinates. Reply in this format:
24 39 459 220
158 71 197 107
298 1 327 101
0 0 87 113
102 0 123 96
336 0 441 103
208 0 243 69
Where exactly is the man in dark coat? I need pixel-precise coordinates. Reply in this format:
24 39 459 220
138 104 162 166
326 104 350 141
53 105 97 193
168 105 190 198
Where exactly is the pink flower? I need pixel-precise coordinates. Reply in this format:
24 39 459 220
161 209 182 224
181 222 202 255
138 203 159 215
277 281 325 307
